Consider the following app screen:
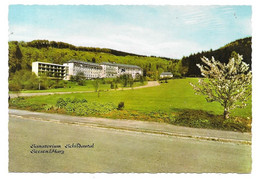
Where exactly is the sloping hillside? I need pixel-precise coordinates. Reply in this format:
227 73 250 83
181 37 252 77
8 40 180 80
8 37 251 79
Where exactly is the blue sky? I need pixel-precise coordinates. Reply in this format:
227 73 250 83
9 5 251 58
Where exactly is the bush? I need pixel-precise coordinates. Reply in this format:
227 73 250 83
55 97 116 115
117 102 124 110
81 98 88 103
65 98 71 103
110 82 115 89
64 101 116 115
56 98 67 108
78 80 86 86
9 70 40 91
52 80 65 89
9 97 45 111
72 97 81 103
9 82 21 92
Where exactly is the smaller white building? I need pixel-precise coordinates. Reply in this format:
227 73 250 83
32 61 66 79
160 72 173 78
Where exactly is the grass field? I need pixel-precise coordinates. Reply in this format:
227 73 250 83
11 80 147 93
9 78 252 131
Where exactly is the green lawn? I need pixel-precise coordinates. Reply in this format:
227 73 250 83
13 81 147 93
18 78 251 118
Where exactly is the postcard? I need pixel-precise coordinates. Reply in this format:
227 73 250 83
4 1 257 176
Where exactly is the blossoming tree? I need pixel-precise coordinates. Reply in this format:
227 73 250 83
190 52 252 120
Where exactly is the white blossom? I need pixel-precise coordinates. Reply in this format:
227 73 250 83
190 53 252 120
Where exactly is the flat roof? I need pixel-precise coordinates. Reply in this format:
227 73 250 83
160 72 173 75
100 62 142 69
67 60 102 69
32 61 65 67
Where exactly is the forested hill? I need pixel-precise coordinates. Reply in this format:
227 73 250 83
8 40 180 80
181 37 252 77
8 37 251 79
26 40 147 57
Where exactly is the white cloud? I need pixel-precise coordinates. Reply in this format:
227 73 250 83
9 24 61 41
8 22 212 59
8 6 251 59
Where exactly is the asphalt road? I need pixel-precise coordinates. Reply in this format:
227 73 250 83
9 110 251 173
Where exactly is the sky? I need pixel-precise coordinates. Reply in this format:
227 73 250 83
8 5 251 59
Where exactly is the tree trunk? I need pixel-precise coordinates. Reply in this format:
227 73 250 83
224 109 230 120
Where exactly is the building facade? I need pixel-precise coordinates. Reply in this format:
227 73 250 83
160 72 173 78
117 63 143 79
63 60 103 80
100 62 118 78
32 61 66 79
32 60 143 80
100 62 142 79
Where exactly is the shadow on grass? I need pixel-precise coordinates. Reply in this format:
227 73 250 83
169 108 251 132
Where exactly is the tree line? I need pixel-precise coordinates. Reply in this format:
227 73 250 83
181 37 252 77
8 40 182 81
26 40 169 58
8 37 251 82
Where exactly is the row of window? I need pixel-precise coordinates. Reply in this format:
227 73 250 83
39 65 65 69
39 68 65 72
38 72 65 77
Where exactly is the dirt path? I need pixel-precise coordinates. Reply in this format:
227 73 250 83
9 81 160 98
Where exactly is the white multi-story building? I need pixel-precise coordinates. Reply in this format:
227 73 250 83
100 62 119 78
32 61 66 79
117 63 143 79
63 60 103 80
32 60 143 80
100 62 142 79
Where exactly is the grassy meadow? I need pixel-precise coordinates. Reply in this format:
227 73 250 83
12 80 147 94
9 78 252 132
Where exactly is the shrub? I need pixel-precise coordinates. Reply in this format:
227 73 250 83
9 82 21 92
110 82 115 89
117 102 124 110
9 97 46 111
55 97 116 115
65 98 71 103
52 80 65 89
72 97 81 103
64 101 116 115
81 98 88 103
78 80 86 86
56 98 67 108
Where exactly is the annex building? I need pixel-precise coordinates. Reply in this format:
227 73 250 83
32 61 67 79
32 60 143 80
160 72 173 78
